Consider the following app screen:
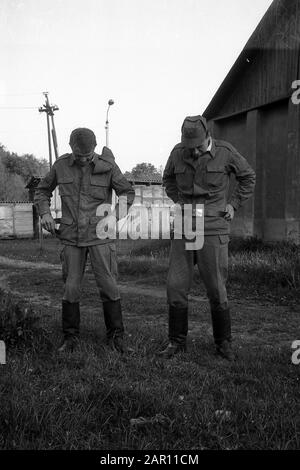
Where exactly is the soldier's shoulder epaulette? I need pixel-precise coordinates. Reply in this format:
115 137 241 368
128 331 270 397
214 140 238 153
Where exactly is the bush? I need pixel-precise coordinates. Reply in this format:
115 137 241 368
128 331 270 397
228 238 300 297
0 288 51 351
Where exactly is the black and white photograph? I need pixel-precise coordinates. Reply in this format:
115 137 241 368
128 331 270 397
0 0 299 457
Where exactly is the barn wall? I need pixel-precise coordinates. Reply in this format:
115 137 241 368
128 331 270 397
210 113 255 237
285 97 300 243
203 0 300 243
209 96 300 243
255 99 289 240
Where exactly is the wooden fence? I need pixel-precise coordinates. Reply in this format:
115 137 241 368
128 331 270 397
0 203 34 238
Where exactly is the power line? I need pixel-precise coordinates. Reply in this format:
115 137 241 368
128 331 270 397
0 106 38 109
0 130 43 133
0 92 42 96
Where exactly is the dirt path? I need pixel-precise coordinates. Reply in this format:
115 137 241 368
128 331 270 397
0 254 205 302
118 281 207 302
0 255 60 271
0 254 298 348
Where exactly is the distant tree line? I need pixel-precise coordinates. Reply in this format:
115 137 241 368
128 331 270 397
0 144 49 201
124 162 163 180
0 148 163 201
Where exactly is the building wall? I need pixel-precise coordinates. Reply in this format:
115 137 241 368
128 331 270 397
49 184 173 213
133 184 173 207
256 100 288 240
209 97 300 243
0 203 34 239
211 112 254 238
203 2 300 243
9 184 173 239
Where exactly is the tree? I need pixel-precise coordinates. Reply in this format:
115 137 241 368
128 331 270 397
0 149 49 184
123 171 133 179
0 143 49 201
0 158 28 201
130 163 161 180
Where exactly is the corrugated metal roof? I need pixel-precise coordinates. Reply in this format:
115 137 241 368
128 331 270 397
128 175 162 185
0 201 31 204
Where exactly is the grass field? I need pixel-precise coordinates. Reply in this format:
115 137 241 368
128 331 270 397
1 237 299 303
0 237 300 450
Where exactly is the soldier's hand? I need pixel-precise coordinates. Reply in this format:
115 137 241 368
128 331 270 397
41 213 55 234
224 204 235 221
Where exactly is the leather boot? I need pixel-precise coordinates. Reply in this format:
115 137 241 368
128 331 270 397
58 301 80 352
158 306 188 358
211 306 235 361
216 340 235 361
103 300 132 354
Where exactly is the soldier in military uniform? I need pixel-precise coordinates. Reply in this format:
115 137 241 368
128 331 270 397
160 115 256 360
34 128 135 353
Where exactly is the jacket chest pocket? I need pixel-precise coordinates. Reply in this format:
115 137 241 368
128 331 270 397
57 177 74 196
174 166 193 190
206 166 226 188
89 173 110 199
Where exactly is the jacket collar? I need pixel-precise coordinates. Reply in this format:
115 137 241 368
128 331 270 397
68 153 95 166
68 153 76 166
208 139 216 158
68 147 114 173
182 138 216 166
92 147 114 174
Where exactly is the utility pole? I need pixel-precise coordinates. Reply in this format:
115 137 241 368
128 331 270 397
39 92 59 166
38 92 60 252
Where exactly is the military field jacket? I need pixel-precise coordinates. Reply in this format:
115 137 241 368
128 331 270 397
163 139 256 235
34 147 135 246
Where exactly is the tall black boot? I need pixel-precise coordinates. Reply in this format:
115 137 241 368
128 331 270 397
58 301 80 352
103 300 128 353
211 306 235 361
158 306 188 358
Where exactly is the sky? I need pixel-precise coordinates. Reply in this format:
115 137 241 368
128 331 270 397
0 0 273 172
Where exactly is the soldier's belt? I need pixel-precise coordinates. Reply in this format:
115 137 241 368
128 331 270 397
190 209 226 218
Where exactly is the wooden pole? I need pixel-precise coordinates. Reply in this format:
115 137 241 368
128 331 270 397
46 113 53 169
38 92 60 252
